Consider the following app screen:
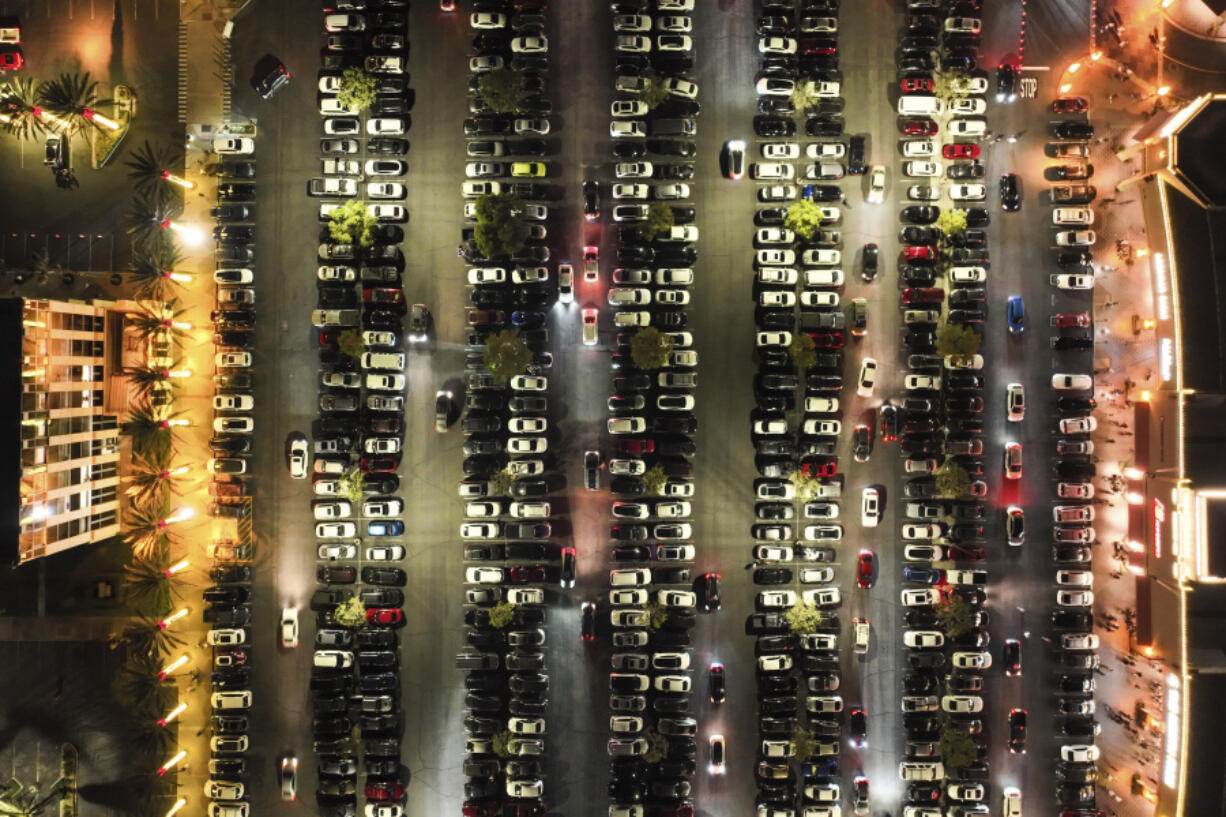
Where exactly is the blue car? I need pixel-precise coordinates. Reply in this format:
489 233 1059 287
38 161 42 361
802 758 839 779
902 565 941 585
510 310 546 328
367 520 404 537
1007 295 1025 333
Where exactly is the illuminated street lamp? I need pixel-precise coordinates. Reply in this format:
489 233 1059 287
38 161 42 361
156 750 187 776
158 653 190 680
160 507 195 526
159 170 196 190
157 608 190 630
1059 83 1073 94
157 702 187 727
164 799 187 817
158 219 204 246
81 107 120 131
164 558 190 576
1127 491 1145 505
1125 467 1146 480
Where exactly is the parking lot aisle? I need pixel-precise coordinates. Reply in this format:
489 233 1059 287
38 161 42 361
687 2 760 815
542 0 620 812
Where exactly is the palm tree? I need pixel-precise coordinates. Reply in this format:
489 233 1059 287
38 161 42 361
129 718 176 760
124 140 185 207
0 76 48 143
125 299 192 350
123 194 182 253
121 403 184 457
122 615 184 659
36 72 112 136
124 449 189 507
127 244 187 300
117 654 172 717
123 544 175 615
123 497 174 560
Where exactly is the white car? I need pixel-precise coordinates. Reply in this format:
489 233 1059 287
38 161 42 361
759 267 798 285
904 160 942 177
1053 208 1095 225
952 651 992 669
1051 273 1094 290
1061 744 1100 763
949 97 986 115
761 142 800 159
808 142 845 159
1057 590 1095 606
760 290 796 307
280 608 298 648
941 695 983 713
758 185 797 201
1054 370 1093 390
757 590 796 609
904 375 941 391
511 35 548 53
866 165 886 203
313 501 351 520
856 358 877 397
752 162 795 180
948 118 987 136
216 137 254 155
1060 416 1097 434
1058 482 1094 499
904 630 944 648
367 182 405 199
901 588 941 606
902 140 935 158
1056 229 1097 246
756 331 792 348
315 522 355 538
861 488 880 527
1006 382 1025 421
366 117 405 136
466 567 505 584
755 77 795 97
802 248 840 265
367 545 405 560
317 543 356 560
1057 569 1094 586
949 266 986 284
757 227 796 244
950 183 986 200
759 36 797 54
950 76 989 94
804 268 844 287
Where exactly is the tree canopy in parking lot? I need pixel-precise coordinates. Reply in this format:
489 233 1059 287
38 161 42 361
934 460 970 498
337 469 365 503
935 593 975 637
642 725 668 763
939 719 979 767
478 68 529 114
334 597 366 628
338 329 365 359
640 77 672 109
640 201 675 241
784 198 824 240
790 726 818 761
338 67 377 113
642 465 668 496
936 207 968 236
483 329 533 385
329 199 378 247
936 323 980 358
786 602 827 634
789 332 817 370
630 327 674 370
488 601 514 629
474 193 531 258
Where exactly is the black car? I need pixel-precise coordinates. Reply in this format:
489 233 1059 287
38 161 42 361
948 161 985 180
1057 396 1097 413
211 205 250 221
964 207 990 226
805 116 843 137
645 139 695 158
1052 336 1094 351
900 264 936 286
251 54 291 98
219 161 256 179
1051 120 1095 140
900 226 941 245
1000 172 1022 210
901 205 939 224
754 115 797 139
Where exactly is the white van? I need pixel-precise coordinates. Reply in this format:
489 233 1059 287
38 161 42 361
899 761 945 781
804 268 845 287
897 95 943 116
853 618 871 654
211 690 252 709
361 351 405 370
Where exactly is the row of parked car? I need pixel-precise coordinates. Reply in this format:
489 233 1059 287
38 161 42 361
886 4 1012 817
201 133 263 817
601 1 704 816
1038 98 1107 816
744 2 873 817
310 0 415 813
455 3 557 817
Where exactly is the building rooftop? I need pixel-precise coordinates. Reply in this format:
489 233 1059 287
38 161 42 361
1173 97 1226 206
1166 186 1226 393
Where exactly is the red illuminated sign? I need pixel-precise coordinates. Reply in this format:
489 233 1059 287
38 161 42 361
1153 498 1165 559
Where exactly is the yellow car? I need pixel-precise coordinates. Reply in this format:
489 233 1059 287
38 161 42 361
512 162 547 178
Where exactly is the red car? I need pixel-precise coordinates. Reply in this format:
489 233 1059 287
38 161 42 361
942 143 980 159
1054 312 1091 329
856 550 874 588
364 287 405 308
365 780 404 800
945 545 986 561
808 331 846 349
902 287 945 305
366 608 404 626
504 805 547 817
902 245 938 261
462 803 499 817
619 438 656 455
467 309 506 326
901 118 937 136
900 77 934 93
0 50 24 71
1052 97 1088 113
217 649 247 666
360 456 400 473
319 328 342 346
509 565 547 584
802 460 837 478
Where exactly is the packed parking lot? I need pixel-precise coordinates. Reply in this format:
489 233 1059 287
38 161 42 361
206 0 1126 815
